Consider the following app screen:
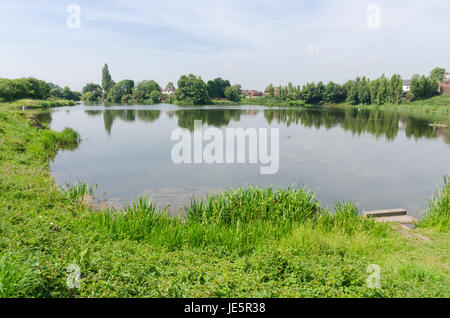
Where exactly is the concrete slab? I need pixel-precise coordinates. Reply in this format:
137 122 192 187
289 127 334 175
363 209 407 218
375 215 417 225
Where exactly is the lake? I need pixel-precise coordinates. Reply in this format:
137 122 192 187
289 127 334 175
38 104 450 217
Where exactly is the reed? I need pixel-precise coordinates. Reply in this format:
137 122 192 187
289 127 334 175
61 181 96 202
421 176 450 231
0 253 40 297
185 185 321 225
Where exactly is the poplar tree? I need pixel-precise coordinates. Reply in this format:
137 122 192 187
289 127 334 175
102 64 114 95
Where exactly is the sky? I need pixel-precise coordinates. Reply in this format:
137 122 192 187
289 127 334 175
1 0 450 91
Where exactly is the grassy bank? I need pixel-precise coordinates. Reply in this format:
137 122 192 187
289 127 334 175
0 98 76 109
328 95 450 117
0 108 449 298
420 177 450 232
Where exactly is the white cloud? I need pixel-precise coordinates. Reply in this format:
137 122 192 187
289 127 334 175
0 0 449 90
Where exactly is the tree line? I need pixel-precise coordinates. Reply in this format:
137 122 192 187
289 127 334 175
1 65 445 106
266 67 443 107
0 77 80 102
80 64 243 105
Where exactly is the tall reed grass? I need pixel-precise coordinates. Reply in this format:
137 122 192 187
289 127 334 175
61 181 96 202
0 253 40 297
185 185 321 225
89 186 393 255
421 176 450 232
28 127 80 158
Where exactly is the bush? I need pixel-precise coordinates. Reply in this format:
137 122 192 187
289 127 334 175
121 94 133 104
0 77 51 101
150 90 161 103
81 92 98 103
133 80 161 102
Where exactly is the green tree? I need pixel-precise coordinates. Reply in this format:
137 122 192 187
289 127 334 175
358 77 371 105
61 86 81 101
207 78 231 98
410 75 438 100
376 75 388 105
0 79 14 101
345 79 359 105
165 82 175 90
121 94 133 104
133 80 161 102
301 82 324 105
430 67 446 83
150 90 161 103
224 85 242 102
81 92 97 103
390 74 403 104
175 74 210 105
369 79 380 104
325 82 346 103
102 64 114 95
106 80 134 103
82 83 103 99
267 84 275 97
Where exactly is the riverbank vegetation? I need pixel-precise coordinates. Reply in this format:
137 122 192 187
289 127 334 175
420 177 450 232
0 98 76 109
329 95 450 125
29 63 446 109
0 107 448 297
0 77 80 109
247 68 444 108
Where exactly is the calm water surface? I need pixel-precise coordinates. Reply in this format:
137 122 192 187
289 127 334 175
40 104 450 217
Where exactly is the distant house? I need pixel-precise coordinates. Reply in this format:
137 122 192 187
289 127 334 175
162 85 175 96
402 80 411 93
242 89 263 98
439 73 450 95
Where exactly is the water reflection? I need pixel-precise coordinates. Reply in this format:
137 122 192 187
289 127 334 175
36 107 448 144
174 109 244 131
44 105 450 217
264 108 439 142
102 110 161 135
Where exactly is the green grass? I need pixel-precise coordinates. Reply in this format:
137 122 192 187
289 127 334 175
210 99 241 106
242 96 301 107
0 98 76 109
0 107 449 298
0 252 41 297
185 185 320 225
331 95 450 118
420 177 450 232
61 181 97 202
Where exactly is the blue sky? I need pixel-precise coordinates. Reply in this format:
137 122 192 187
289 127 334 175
1 0 450 91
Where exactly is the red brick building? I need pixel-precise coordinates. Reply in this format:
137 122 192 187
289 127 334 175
242 89 263 98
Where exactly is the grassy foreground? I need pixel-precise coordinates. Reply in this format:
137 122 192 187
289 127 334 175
0 108 449 298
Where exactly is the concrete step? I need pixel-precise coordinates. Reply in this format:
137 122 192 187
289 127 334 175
375 215 417 225
363 208 407 218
